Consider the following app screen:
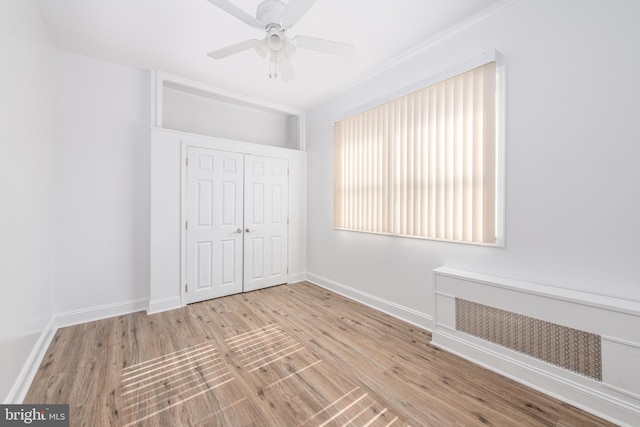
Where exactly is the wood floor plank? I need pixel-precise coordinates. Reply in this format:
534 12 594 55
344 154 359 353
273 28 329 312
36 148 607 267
25 282 617 426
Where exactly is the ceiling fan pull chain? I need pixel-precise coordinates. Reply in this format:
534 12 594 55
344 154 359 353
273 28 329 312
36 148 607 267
274 52 278 78
269 51 278 79
269 51 274 78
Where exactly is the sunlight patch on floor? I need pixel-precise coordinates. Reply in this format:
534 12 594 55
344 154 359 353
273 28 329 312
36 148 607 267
226 324 306 372
120 342 234 426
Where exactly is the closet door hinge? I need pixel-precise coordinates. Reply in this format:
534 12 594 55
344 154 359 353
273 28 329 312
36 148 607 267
185 221 189 230
185 284 188 292
287 218 290 225
185 158 189 167
287 169 290 176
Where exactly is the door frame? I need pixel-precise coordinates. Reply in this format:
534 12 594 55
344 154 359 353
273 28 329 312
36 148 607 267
179 137 301 306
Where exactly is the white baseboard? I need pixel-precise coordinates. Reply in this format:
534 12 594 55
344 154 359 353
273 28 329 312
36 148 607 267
5 317 57 404
7 298 151 403
306 273 433 330
432 329 640 427
147 296 182 315
288 272 307 284
56 298 149 328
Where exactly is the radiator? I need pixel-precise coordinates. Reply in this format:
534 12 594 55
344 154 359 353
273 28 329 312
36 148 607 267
431 267 640 427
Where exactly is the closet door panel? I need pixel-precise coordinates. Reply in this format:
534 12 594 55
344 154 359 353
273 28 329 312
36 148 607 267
185 147 244 303
244 155 289 291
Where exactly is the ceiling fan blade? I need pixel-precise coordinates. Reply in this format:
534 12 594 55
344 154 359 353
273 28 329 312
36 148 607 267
280 0 318 28
275 52 295 81
206 0 261 28
282 38 297 59
294 35 354 58
208 39 260 59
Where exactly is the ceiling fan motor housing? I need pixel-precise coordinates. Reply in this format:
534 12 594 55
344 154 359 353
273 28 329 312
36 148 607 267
256 0 286 29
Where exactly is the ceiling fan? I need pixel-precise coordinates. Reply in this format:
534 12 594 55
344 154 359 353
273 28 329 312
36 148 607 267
206 0 354 81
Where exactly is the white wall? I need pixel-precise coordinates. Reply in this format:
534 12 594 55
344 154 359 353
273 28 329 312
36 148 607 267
305 0 640 327
163 87 298 149
0 0 56 402
53 50 150 317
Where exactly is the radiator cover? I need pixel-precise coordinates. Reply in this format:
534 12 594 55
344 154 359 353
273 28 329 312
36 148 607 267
432 266 640 426
455 298 602 381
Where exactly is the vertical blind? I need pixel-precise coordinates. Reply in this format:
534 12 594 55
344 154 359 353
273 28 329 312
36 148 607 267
334 61 497 244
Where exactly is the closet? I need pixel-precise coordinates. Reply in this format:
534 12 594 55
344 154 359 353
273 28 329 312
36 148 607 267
184 147 288 303
148 71 306 314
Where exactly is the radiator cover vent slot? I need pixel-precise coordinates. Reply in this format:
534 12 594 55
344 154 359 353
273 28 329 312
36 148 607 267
455 299 602 381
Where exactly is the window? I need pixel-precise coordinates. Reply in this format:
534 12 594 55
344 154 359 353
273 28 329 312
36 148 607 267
334 59 503 245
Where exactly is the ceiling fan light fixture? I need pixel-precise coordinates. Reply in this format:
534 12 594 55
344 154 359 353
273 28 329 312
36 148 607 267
254 39 269 58
266 26 284 51
282 39 297 58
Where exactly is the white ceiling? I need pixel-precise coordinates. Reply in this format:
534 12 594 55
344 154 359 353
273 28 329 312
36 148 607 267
35 0 508 109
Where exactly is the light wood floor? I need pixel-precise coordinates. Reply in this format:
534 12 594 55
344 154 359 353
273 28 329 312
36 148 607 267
26 282 615 426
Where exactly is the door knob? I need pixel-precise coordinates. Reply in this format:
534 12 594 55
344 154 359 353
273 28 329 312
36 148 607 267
235 228 243 233
245 228 256 233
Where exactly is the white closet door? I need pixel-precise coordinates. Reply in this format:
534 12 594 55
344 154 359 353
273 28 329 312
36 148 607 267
243 155 289 292
185 147 244 303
